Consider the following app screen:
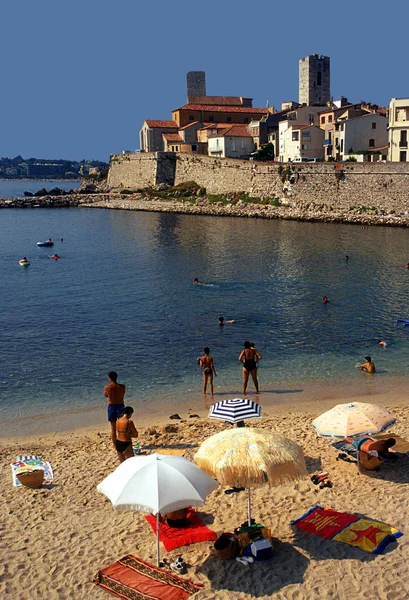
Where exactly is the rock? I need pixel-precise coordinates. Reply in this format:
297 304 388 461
145 427 158 436
189 414 200 419
34 188 48 197
169 413 181 420
24 191 33 197
163 424 179 433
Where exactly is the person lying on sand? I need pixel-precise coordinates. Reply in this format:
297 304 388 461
344 436 396 458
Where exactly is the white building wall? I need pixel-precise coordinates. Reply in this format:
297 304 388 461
388 98 409 162
341 114 387 159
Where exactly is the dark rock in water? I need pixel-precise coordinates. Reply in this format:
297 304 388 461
24 191 34 197
169 413 181 420
34 188 48 197
48 187 66 196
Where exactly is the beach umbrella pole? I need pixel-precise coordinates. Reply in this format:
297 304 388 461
247 488 252 526
156 513 160 567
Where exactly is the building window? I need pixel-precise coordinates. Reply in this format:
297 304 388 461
244 118 249 123
241 140 245 149
171 146 174 151
400 130 408 147
321 117 325 124
372 122 376 129
341 139 344 152
400 151 407 162
208 116 214 122
175 146 179 151
317 71 322 86
189 115 194 121
292 132 299 141
191 144 197 151
328 115 333 123
302 144 308 150
302 131 310 138
369 139 375 147
227 117 232 123
232 140 236 151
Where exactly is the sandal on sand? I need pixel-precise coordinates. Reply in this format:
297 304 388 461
170 559 186 574
236 557 249 566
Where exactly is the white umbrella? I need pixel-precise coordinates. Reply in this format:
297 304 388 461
312 402 396 438
209 398 261 424
97 453 218 566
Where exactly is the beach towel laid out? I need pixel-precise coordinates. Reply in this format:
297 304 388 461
291 505 403 554
11 455 54 487
331 440 358 459
145 508 217 551
94 554 203 600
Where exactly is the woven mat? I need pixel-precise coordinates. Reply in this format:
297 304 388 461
94 554 203 600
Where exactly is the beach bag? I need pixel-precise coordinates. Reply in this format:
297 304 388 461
213 532 238 560
358 451 383 471
249 537 273 561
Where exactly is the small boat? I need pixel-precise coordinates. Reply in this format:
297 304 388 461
19 260 30 266
37 241 54 247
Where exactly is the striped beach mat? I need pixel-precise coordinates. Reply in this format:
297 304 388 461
11 455 54 487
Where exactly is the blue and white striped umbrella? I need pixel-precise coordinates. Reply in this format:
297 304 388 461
209 398 261 424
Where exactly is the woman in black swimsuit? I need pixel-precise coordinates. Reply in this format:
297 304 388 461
238 341 262 395
115 406 138 463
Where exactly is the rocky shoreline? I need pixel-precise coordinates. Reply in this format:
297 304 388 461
2 191 409 227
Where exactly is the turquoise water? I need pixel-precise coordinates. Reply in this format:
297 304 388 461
1 207 409 424
0 179 80 198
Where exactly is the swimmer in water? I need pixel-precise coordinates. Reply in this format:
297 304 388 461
356 356 376 373
194 278 202 285
49 254 60 260
345 255 349 261
219 316 235 326
377 340 388 349
323 296 329 304
405 264 409 270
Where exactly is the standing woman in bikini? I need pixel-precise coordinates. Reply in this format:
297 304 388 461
115 406 138 463
199 347 217 394
239 341 262 394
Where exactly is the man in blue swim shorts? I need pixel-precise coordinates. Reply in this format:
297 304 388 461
104 371 126 448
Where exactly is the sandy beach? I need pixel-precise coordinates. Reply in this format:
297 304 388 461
2 389 409 600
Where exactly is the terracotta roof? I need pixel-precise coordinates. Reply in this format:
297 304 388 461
188 96 252 106
200 122 249 130
163 133 183 142
145 120 178 129
178 121 200 130
208 125 252 138
174 104 269 114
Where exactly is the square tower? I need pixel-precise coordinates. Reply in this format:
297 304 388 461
299 54 330 106
187 71 206 102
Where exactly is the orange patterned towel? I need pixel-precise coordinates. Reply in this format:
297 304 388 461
94 554 203 600
145 508 217 551
291 505 403 554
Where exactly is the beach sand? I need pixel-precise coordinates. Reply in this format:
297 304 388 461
2 394 409 599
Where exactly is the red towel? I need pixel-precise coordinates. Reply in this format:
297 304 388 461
145 508 217 551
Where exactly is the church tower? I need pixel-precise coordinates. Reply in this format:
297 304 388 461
299 54 330 106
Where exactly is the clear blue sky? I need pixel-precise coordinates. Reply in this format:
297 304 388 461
2 0 408 162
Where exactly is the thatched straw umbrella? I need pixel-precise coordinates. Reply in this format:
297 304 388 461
194 428 307 525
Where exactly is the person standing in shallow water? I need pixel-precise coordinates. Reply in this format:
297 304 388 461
239 341 262 394
199 347 217 394
104 371 126 448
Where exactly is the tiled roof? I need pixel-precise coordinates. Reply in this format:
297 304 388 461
178 121 200 130
200 122 249 130
145 120 178 129
163 133 183 142
209 125 252 138
188 96 252 106
174 104 269 114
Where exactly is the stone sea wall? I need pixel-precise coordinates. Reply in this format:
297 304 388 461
108 152 409 216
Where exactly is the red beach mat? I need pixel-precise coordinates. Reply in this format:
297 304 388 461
145 508 217 551
93 554 203 600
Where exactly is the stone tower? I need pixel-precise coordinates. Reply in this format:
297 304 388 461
299 54 330 106
187 71 206 101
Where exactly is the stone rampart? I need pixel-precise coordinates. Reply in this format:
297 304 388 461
108 153 409 215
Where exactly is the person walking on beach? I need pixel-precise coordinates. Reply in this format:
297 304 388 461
239 341 262 394
115 406 138 463
199 347 217 394
356 356 376 373
104 371 126 448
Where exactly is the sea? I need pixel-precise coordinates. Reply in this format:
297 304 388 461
1 193 409 435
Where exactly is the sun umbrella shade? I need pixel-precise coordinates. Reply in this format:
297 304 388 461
209 398 261 424
194 428 307 489
312 402 396 438
97 453 218 515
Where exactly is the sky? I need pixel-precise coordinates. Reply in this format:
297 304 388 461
2 0 409 162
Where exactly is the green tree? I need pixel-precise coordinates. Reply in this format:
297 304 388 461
251 143 275 161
